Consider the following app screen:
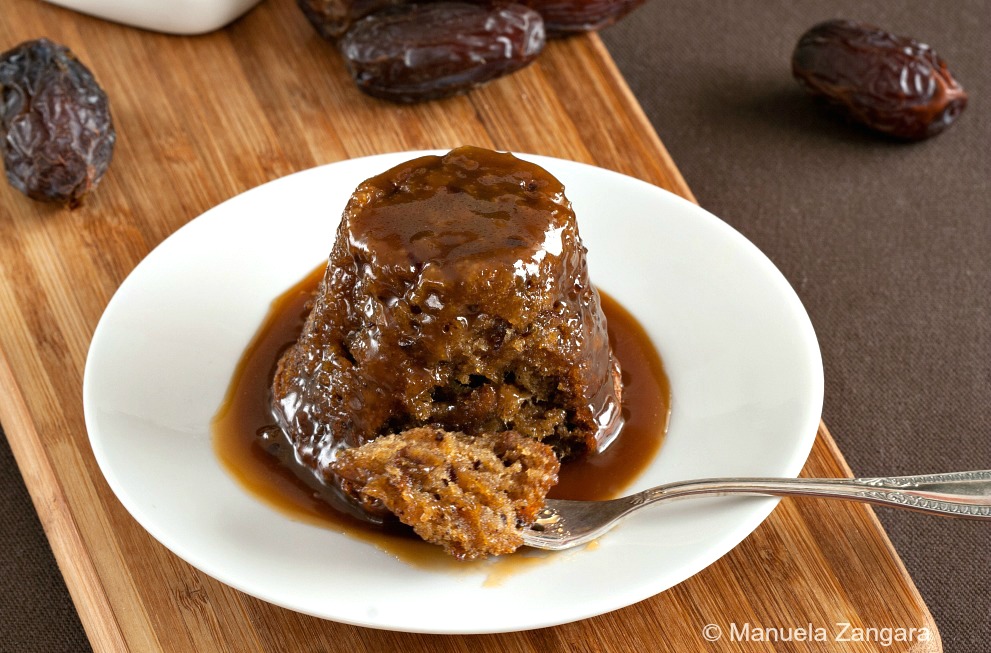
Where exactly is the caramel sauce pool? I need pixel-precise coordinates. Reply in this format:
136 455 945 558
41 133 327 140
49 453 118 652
212 265 670 569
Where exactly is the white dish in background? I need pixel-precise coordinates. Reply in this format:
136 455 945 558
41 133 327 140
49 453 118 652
44 0 262 35
83 151 823 633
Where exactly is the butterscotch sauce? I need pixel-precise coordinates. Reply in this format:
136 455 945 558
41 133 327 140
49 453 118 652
272 149 623 486
212 265 670 567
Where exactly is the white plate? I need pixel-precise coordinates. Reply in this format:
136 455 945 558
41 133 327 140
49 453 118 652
84 151 823 634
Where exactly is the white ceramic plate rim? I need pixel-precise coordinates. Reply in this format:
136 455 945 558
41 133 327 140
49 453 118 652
84 150 823 634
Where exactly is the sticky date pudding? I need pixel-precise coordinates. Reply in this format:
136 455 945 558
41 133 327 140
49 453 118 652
254 146 643 558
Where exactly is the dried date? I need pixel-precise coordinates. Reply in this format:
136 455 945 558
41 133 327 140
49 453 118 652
522 0 644 36
792 20 967 140
298 0 405 41
340 2 545 103
0 38 116 205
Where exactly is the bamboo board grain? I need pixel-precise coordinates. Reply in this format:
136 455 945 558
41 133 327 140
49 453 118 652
0 0 939 651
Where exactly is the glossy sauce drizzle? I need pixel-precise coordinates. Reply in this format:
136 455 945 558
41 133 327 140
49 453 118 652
212 265 670 567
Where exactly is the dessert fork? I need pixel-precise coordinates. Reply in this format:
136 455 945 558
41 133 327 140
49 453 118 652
522 470 991 550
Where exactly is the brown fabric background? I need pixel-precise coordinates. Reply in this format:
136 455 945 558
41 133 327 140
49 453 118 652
0 0 988 651
602 1 990 650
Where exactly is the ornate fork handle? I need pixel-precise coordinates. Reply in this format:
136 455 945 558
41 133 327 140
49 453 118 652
632 470 991 518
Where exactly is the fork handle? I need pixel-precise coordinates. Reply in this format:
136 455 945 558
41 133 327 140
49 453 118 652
640 470 991 518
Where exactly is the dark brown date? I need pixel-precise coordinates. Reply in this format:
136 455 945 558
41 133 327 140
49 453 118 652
0 38 115 205
340 2 545 103
522 0 644 36
298 0 405 41
792 20 967 140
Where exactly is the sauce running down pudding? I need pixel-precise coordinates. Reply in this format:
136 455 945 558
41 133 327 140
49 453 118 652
213 266 670 563
216 147 670 559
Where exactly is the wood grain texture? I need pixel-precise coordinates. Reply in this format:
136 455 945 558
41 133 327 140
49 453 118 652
0 0 937 651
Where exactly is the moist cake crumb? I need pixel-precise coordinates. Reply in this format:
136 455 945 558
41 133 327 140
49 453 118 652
332 426 560 559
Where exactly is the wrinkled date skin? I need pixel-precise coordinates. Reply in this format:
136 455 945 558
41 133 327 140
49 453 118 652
522 0 644 36
340 3 545 103
792 20 967 140
0 39 116 205
298 0 406 41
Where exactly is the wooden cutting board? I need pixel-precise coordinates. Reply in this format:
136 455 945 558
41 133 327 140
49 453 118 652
0 1 940 651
